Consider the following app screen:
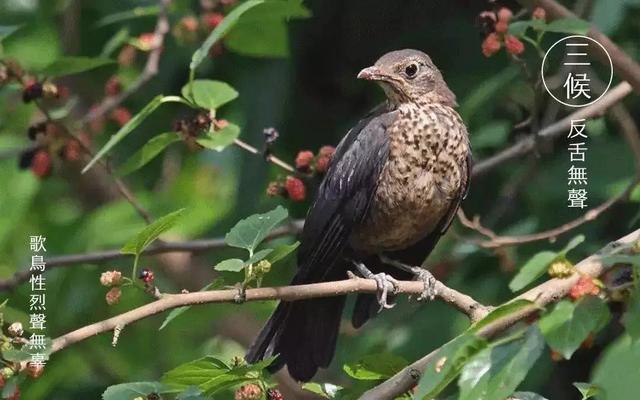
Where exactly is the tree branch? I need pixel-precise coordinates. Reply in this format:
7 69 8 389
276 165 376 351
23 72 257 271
0 221 304 291
50 276 488 353
472 81 633 177
81 0 172 125
360 227 640 400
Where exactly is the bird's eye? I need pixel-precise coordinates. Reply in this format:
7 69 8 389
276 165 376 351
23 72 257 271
404 63 418 78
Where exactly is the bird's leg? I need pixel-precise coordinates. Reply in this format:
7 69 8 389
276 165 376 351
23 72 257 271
379 255 437 301
350 260 399 311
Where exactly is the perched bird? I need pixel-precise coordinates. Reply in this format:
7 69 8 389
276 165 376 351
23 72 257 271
246 49 472 382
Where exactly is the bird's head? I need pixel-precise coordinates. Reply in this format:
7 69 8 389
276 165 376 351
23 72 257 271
358 49 456 107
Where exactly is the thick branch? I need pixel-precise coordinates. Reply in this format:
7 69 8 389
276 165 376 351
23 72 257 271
360 227 640 400
50 276 487 353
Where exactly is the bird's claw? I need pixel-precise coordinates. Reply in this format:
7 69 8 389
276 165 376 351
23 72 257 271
411 267 437 301
372 272 400 311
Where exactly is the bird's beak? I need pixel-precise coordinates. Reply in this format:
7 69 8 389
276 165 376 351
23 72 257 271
357 66 384 81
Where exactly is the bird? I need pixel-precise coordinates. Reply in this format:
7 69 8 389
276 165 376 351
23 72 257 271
246 49 472 382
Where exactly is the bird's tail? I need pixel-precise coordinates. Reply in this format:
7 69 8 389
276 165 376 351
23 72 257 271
246 292 346 382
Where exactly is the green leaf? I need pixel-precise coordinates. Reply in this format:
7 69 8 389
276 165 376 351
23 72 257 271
196 123 241 152
538 296 610 359
592 334 640 400
246 248 273 265
458 326 544 400
95 5 161 28
213 258 245 272
266 241 300 264
471 121 510 150
189 0 265 84
415 333 487 399
225 206 288 253
573 382 600 400
159 280 223 330
101 27 130 58
181 80 238 110
39 56 114 77
622 286 640 340
82 95 191 173
162 356 274 395
343 353 408 381
102 382 170 400
2 349 32 362
469 299 536 333
121 209 185 255
559 234 585 255
545 18 591 35
117 132 181 176
509 251 558 292
302 382 342 399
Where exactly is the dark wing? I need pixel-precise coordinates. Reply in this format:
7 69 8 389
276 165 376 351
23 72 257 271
294 109 398 283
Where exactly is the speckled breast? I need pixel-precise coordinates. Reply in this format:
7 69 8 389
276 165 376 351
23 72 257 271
351 102 469 252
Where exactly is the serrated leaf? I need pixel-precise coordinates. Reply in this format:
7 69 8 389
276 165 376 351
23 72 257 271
181 80 238 110
470 299 536 333
545 18 591 35
267 241 300 264
159 280 223 330
458 326 544 400
225 206 288 253
82 95 191 173
189 0 265 83
343 353 408 381
102 382 170 400
196 123 240 152
415 333 488 399
95 5 161 28
40 56 114 77
573 382 600 400
213 258 245 272
121 209 185 255
538 296 610 359
509 251 558 292
117 132 181 176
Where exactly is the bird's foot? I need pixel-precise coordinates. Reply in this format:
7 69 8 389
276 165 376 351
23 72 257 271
378 255 437 302
412 268 437 301
351 261 399 311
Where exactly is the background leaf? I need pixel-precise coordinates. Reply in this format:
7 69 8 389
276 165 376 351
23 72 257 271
39 56 114 77
213 258 245 272
342 353 408 381
102 382 170 400
117 132 181 176
121 208 185 255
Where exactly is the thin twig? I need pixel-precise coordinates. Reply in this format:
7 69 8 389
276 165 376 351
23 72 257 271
0 221 304 291
81 0 172 125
